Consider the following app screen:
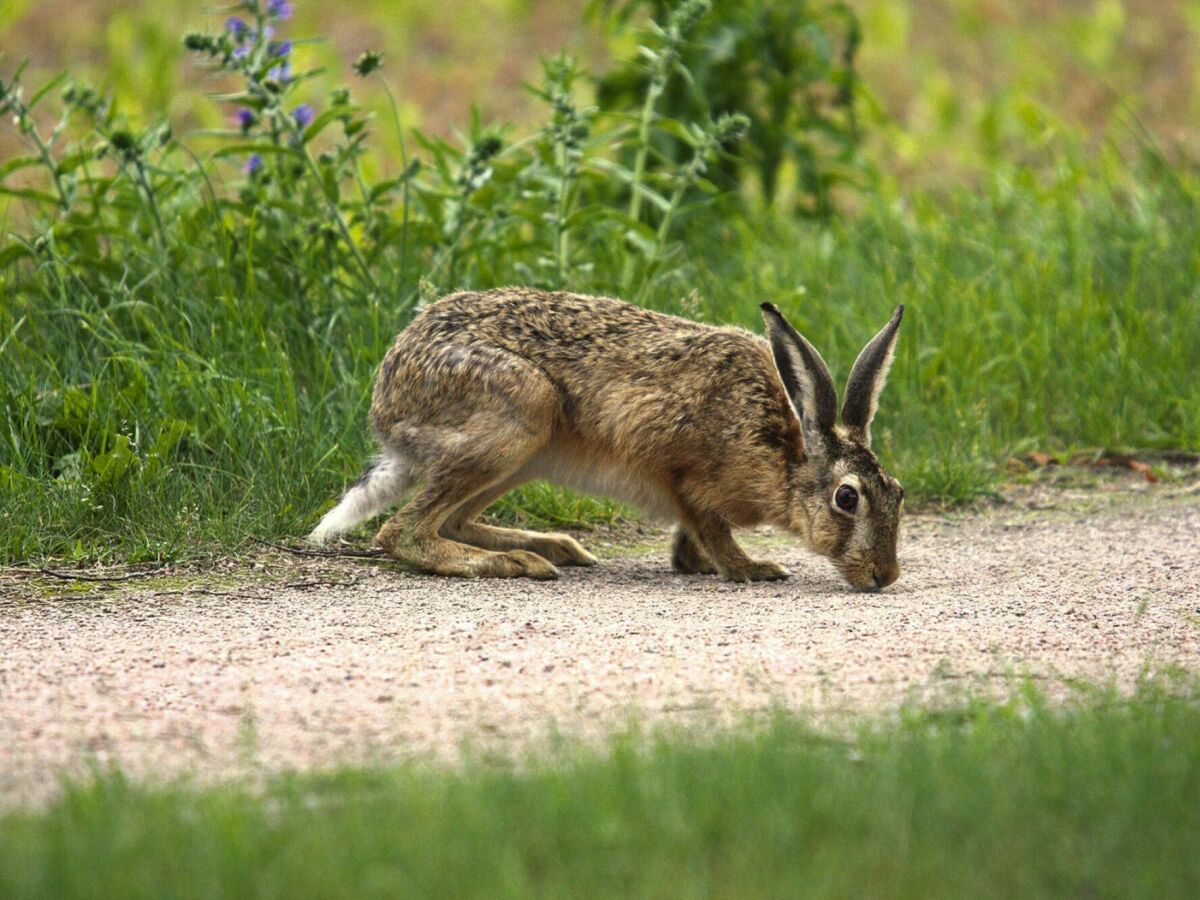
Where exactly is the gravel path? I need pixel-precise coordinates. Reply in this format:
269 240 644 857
2 482 1198 805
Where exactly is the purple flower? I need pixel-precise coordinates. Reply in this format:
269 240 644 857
225 16 249 40
269 39 292 57
244 153 263 175
267 1 293 21
268 62 291 83
235 109 255 132
292 104 315 128
232 44 250 60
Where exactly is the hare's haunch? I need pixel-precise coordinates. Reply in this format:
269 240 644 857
310 288 905 590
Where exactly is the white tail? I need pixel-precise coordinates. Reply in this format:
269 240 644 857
307 453 413 545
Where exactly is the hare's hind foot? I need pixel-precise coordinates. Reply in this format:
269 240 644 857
446 523 597 567
378 531 559 579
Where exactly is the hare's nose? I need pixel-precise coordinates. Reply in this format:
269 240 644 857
873 562 900 589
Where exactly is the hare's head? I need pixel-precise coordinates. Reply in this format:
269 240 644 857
761 303 906 592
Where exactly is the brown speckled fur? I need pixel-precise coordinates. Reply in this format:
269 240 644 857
314 287 906 590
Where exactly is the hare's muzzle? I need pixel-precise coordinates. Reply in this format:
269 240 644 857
873 560 900 590
859 560 900 592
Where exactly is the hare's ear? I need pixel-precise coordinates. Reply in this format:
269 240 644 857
760 303 838 442
841 305 904 446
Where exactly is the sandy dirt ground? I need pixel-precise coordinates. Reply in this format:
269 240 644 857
2 478 1199 805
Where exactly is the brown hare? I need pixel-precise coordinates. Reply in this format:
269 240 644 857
309 288 905 590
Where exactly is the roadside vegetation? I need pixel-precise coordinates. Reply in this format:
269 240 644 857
2 680 1198 898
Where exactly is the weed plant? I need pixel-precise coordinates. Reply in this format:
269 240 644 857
593 0 864 215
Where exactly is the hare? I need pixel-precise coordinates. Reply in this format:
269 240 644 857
309 288 906 591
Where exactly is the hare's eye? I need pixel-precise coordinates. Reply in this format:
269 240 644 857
834 484 859 513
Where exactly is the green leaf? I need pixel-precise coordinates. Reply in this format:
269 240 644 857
142 420 191 479
207 91 265 104
0 244 32 267
0 464 32 492
632 182 671 212
88 434 139 487
55 152 93 176
654 118 699 146
300 108 344 144
368 162 421 202
0 156 44 180
586 157 635 183
211 143 303 160
28 70 69 109
0 186 62 206
623 225 658 256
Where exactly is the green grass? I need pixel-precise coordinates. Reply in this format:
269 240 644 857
689 150 1200 501
2 2 1199 563
5 150 1198 561
2 682 1198 898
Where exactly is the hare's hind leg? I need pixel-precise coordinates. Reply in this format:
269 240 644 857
373 358 561 579
441 475 598 567
376 436 559 579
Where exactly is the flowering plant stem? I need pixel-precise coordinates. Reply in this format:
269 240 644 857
378 75 414 299
0 67 72 211
286 117 380 298
620 78 663 293
555 139 572 285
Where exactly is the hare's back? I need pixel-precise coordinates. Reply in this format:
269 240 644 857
409 288 706 353
385 288 785 421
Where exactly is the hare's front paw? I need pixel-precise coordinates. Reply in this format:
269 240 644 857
721 560 791 582
671 530 718 575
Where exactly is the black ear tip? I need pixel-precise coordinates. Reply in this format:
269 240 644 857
760 302 778 314
894 304 905 321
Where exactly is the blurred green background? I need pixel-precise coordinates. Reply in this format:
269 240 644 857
4 0 1198 180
